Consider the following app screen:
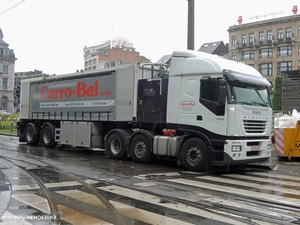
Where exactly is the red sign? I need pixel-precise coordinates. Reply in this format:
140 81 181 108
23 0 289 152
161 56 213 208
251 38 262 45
292 5 298 14
237 16 243 24
40 81 99 100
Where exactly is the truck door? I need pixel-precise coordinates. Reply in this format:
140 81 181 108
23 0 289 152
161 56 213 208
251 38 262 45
177 77 198 126
196 77 227 136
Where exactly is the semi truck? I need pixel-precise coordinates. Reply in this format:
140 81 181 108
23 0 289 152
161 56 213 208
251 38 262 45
17 50 273 171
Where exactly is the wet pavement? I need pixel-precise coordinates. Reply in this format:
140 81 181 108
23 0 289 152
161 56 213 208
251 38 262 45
1 133 300 224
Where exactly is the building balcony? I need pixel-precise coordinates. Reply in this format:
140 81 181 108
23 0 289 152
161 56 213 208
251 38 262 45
234 37 296 50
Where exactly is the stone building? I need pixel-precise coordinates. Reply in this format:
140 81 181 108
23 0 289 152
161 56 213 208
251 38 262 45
0 29 17 113
83 38 141 71
227 13 300 90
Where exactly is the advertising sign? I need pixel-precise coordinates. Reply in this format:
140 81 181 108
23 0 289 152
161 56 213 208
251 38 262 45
30 73 115 114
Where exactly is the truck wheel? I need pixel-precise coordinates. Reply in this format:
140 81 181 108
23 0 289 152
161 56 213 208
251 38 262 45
179 137 208 172
41 125 57 149
106 129 131 159
24 123 39 146
129 132 154 163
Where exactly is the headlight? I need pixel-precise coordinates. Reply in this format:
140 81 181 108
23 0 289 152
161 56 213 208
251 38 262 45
232 145 242 152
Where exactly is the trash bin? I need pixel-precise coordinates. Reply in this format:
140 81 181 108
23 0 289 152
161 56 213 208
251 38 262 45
275 121 300 160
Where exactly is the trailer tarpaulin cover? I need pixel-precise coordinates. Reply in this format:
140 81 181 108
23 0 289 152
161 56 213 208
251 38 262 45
30 73 115 117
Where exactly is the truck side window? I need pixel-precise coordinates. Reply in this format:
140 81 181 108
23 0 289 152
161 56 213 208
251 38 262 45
201 79 217 101
200 78 225 116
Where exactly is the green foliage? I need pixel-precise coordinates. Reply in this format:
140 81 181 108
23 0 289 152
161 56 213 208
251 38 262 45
272 76 282 111
0 114 19 134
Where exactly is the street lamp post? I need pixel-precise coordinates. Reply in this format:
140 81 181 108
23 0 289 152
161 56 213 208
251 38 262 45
187 0 195 50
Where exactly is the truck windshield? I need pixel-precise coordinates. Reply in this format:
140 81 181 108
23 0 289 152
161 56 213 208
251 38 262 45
228 84 271 107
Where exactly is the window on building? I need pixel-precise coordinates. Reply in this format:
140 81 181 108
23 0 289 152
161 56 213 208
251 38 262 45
277 29 283 41
298 26 300 36
298 44 300 55
278 46 292 56
286 27 292 39
242 34 247 45
231 36 236 46
2 65 8 74
259 32 264 43
249 33 255 45
3 77 8 89
242 50 254 60
231 52 236 60
259 48 273 58
267 31 272 43
299 60 300 70
93 59 96 64
277 61 292 74
1 96 8 110
259 63 272 76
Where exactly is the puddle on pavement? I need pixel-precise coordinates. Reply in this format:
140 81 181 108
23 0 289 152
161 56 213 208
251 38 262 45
28 168 74 183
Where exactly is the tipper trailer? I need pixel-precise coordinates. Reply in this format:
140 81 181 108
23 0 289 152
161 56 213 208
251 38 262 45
17 50 273 171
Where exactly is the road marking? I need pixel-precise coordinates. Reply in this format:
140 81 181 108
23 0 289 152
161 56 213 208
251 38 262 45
134 182 157 187
168 178 300 207
57 204 113 225
134 172 180 180
57 189 193 225
12 193 50 214
196 175 300 196
11 193 112 225
12 179 98 191
98 185 248 225
246 171 300 182
198 196 293 223
222 173 300 187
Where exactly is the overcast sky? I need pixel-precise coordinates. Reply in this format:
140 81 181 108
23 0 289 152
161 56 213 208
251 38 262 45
0 0 298 75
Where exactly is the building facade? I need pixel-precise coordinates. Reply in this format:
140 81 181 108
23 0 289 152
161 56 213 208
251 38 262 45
0 29 17 113
14 70 43 112
228 13 300 90
83 38 140 71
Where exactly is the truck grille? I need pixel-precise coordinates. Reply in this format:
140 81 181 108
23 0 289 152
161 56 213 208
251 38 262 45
243 120 267 134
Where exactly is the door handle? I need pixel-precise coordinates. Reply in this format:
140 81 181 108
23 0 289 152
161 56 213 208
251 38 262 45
197 115 203 121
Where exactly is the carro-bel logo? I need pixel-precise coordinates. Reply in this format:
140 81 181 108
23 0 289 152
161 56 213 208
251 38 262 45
40 80 111 99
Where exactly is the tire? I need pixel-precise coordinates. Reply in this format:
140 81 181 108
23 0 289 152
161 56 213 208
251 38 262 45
106 130 130 159
24 124 39 146
41 125 57 149
179 137 209 172
129 132 154 163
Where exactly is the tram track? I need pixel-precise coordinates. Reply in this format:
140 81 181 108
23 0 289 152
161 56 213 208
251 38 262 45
1 144 300 224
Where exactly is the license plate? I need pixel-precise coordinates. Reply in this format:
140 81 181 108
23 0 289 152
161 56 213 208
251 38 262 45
251 146 260 151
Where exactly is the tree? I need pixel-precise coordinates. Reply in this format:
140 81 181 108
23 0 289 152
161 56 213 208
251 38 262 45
272 76 282 111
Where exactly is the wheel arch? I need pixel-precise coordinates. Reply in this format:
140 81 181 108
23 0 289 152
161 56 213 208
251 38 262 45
178 132 212 165
179 132 211 149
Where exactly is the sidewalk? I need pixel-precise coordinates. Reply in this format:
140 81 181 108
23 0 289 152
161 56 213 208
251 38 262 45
0 159 12 219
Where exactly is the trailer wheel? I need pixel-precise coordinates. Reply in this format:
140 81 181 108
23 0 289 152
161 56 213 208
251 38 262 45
24 123 39 146
129 132 154 163
41 125 57 149
179 137 208 172
106 129 131 159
